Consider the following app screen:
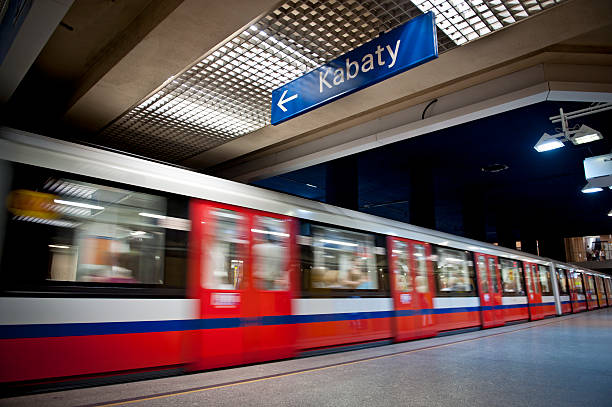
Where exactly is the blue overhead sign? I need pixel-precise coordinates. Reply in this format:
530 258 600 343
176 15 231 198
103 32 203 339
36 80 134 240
271 12 438 125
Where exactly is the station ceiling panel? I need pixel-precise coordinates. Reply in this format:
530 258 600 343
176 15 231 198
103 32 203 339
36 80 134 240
97 0 566 163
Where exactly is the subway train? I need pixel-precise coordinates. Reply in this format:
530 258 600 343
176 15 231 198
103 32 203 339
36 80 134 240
0 127 610 386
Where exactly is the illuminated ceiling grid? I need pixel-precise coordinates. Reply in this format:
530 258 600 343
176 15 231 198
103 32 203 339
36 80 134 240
98 0 566 163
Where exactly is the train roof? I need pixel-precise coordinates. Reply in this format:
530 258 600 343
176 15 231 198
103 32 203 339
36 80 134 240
0 126 608 278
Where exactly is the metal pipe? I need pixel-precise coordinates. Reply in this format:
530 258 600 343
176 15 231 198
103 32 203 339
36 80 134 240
550 103 612 123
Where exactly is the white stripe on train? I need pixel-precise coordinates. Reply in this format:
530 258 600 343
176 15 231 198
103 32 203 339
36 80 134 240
0 298 198 325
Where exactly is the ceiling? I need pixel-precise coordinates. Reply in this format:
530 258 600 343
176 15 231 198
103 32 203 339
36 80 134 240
253 100 612 250
2 0 575 163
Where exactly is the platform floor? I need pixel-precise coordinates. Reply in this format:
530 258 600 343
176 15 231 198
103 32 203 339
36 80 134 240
3 309 612 406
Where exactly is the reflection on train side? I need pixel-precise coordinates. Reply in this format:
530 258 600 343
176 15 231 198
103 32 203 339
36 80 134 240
500 259 525 295
434 248 474 294
310 226 379 290
1 162 190 288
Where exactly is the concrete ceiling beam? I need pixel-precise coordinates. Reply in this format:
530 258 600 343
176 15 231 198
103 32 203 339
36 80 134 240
211 63 612 182
0 0 74 103
61 0 280 134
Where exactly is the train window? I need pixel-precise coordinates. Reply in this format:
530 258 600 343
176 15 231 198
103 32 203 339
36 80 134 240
595 277 604 298
531 265 540 293
584 275 592 294
572 272 584 293
203 209 246 290
1 163 189 294
477 255 488 293
556 269 569 295
606 279 612 299
392 240 412 292
433 247 475 296
538 265 553 295
252 216 290 291
414 244 429 293
587 275 595 294
500 259 525 296
524 265 532 293
488 257 499 293
310 225 378 290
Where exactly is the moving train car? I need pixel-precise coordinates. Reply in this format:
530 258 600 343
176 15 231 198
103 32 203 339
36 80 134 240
0 128 610 386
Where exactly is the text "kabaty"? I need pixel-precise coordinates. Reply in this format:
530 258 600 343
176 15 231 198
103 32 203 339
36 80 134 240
319 40 401 93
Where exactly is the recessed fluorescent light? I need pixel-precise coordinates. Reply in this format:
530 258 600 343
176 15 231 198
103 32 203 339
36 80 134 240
582 187 603 194
54 199 104 210
608 210 612 217
130 231 147 236
212 211 243 220
306 184 317 188
320 239 358 247
251 228 289 237
48 244 70 249
139 212 166 219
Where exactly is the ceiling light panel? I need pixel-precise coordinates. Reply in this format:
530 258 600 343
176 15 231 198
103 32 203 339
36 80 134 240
410 0 564 45
97 0 566 163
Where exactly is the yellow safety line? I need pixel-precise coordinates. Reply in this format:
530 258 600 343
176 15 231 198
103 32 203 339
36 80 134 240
96 315 577 406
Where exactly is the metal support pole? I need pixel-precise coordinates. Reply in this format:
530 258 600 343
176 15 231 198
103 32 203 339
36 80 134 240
549 261 563 316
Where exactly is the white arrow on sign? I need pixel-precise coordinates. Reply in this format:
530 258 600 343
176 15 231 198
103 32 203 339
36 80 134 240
277 89 298 113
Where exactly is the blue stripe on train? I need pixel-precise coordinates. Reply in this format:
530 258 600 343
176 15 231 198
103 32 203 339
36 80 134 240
0 302 555 340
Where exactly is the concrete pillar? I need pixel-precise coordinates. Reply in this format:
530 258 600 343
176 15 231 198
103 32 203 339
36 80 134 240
538 235 567 261
549 261 563 316
461 186 486 241
408 164 435 230
520 232 538 256
493 203 516 249
325 155 359 211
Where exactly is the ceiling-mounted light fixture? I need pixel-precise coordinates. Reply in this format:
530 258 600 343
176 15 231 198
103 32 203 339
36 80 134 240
534 103 611 152
54 199 104 210
533 133 565 152
608 209 612 217
581 179 605 194
570 125 603 145
582 185 603 194
582 154 612 193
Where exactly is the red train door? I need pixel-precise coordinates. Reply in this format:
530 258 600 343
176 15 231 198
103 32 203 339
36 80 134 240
556 269 572 314
388 237 436 341
585 274 598 309
605 278 612 307
475 253 504 328
566 270 576 313
189 200 295 370
595 276 606 308
569 271 586 312
247 212 296 363
524 262 543 320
